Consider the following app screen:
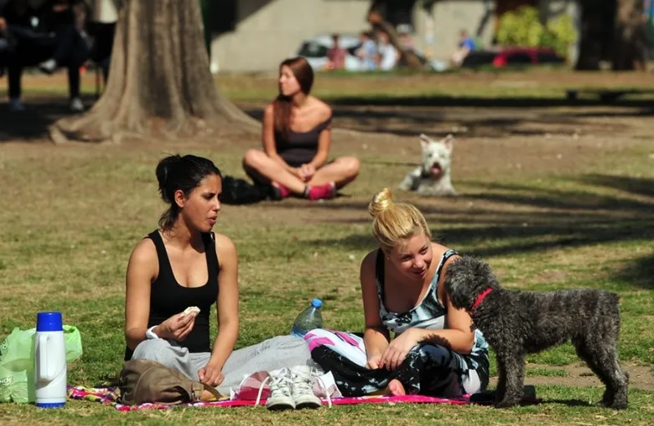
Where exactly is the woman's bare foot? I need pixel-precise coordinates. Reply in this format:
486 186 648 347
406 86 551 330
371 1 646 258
383 379 406 396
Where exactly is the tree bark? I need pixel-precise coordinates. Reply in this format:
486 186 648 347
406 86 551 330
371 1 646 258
575 4 608 70
367 2 425 70
49 0 257 144
612 0 646 70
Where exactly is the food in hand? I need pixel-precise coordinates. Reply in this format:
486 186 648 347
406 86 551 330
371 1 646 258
180 306 201 317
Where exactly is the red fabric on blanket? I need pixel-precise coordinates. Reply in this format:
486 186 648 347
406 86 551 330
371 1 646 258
68 386 472 410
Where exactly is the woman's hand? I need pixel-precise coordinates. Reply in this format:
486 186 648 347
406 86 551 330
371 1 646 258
380 329 420 371
366 351 383 370
198 363 225 387
299 163 316 182
156 311 197 341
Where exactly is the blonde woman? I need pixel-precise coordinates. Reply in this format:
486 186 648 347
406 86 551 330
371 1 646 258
306 188 489 397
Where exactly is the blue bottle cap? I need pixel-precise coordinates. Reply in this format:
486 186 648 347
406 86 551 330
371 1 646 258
36 312 63 332
36 402 66 408
311 298 322 308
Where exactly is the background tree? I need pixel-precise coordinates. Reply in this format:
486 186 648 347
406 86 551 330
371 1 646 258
613 0 646 70
575 0 646 70
50 0 256 144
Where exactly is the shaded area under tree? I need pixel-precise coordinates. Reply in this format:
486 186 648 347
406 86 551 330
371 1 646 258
48 0 256 144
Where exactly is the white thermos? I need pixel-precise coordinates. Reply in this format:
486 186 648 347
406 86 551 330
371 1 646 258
34 312 67 408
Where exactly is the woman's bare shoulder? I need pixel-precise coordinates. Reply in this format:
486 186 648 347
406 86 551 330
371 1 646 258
308 96 332 119
129 237 157 262
360 249 378 274
213 233 237 260
126 237 158 277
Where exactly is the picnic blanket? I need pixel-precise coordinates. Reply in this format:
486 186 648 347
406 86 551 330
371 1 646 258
67 386 476 411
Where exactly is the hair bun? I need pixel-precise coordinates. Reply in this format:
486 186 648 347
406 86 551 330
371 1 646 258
155 154 182 203
368 188 394 218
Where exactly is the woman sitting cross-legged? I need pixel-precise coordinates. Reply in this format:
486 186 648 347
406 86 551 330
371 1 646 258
125 154 319 399
305 188 490 397
242 56 360 201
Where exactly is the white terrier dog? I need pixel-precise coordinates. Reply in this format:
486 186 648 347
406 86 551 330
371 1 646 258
398 134 456 196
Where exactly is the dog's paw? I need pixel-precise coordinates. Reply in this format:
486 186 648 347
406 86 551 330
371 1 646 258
608 401 628 410
599 398 628 410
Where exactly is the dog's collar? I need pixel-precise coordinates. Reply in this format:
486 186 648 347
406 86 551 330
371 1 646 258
470 288 493 314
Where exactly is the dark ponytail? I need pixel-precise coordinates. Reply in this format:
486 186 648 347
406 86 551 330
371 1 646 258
155 154 222 231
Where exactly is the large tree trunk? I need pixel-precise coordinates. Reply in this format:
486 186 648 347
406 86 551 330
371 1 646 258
612 0 646 70
49 0 256 144
575 0 615 70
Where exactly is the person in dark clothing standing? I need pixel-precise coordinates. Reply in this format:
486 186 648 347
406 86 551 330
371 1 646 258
1 0 89 112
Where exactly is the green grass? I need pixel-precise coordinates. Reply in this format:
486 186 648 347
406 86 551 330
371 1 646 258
1 71 654 424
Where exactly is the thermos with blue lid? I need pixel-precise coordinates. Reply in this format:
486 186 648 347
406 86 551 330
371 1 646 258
34 312 67 408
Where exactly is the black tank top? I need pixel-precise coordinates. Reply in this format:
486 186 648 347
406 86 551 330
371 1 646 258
124 230 219 360
276 115 332 167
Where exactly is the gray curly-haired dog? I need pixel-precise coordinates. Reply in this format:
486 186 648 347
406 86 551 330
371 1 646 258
444 256 629 409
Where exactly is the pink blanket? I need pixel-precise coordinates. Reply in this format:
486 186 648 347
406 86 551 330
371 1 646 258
68 386 472 411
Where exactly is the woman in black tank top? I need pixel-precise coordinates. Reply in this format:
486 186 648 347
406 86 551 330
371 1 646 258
124 154 238 388
242 56 360 201
124 155 316 396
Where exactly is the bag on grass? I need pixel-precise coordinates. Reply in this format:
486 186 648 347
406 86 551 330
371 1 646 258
116 359 220 406
0 325 83 403
220 176 268 205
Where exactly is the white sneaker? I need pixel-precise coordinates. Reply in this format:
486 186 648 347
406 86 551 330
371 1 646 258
69 97 85 112
9 99 25 112
291 365 322 409
38 58 57 75
265 368 295 410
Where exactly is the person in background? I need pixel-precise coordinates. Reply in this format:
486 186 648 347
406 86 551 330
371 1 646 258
36 0 90 111
1 0 88 112
399 28 415 52
0 0 43 111
0 12 8 72
355 31 378 71
451 29 476 67
89 0 117 83
326 33 347 71
377 31 398 71
242 57 360 201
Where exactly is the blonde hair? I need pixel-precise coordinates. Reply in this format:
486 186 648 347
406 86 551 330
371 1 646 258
368 188 432 251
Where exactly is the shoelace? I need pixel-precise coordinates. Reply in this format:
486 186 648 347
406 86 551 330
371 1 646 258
313 373 332 408
254 371 293 406
293 370 333 408
293 373 314 395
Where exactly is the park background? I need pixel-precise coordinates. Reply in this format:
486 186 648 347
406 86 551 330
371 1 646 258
1 1 654 425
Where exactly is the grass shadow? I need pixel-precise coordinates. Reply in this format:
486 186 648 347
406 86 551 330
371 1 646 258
298 174 654 289
0 95 96 142
328 95 654 110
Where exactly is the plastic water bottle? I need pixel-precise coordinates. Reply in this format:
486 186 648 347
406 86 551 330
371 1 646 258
34 312 67 408
291 298 323 337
